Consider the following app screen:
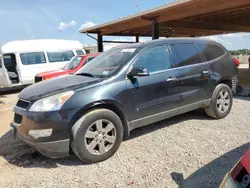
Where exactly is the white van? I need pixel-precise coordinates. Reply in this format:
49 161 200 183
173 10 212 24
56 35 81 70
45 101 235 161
0 39 85 88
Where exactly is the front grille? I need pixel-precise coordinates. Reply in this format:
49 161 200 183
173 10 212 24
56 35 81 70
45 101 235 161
35 76 43 83
14 113 23 124
16 99 30 110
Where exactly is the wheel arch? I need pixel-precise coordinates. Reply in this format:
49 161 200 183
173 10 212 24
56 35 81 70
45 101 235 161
219 78 232 89
68 100 130 140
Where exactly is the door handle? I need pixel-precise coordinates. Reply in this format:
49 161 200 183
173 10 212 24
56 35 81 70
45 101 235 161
203 70 211 75
166 77 177 82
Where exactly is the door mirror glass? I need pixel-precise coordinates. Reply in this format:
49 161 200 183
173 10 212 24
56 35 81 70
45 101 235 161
128 67 150 78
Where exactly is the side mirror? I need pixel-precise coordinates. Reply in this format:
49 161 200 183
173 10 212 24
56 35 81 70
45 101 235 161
127 67 150 78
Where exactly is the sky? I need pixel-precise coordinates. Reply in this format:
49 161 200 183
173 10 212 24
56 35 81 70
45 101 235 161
0 0 249 50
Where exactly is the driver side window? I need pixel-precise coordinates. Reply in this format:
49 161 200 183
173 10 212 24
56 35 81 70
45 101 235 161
133 45 171 73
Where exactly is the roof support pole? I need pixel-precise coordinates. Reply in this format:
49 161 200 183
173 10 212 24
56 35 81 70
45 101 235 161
152 19 159 40
97 33 103 52
135 35 139 43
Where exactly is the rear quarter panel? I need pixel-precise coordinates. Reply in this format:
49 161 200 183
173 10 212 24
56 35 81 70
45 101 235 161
209 52 237 87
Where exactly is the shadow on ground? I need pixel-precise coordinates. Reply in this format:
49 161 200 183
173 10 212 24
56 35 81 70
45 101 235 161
0 109 214 169
234 96 250 102
128 109 214 140
0 87 24 105
0 131 84 168
171 142 250 188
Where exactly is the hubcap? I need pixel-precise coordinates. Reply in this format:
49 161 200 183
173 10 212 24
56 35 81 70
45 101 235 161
84 119 116 155
217 90 230 113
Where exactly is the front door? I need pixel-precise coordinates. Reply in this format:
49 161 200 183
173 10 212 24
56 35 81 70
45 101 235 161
0 55 12 88
170 43 212 109
126 44 180 129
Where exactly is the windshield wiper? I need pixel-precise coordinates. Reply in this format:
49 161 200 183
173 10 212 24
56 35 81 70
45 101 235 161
76 72 96 78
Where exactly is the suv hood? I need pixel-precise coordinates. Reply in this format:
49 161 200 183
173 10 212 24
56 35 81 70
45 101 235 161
19 75 103 101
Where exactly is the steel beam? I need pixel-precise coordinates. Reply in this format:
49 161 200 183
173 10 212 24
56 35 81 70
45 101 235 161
97 33 103 52
152 20 159 40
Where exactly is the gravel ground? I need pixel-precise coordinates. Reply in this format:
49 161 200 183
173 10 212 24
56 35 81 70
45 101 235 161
0 96 250 188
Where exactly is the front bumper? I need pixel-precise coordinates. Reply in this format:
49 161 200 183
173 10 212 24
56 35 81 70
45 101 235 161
11 101 72 158
11 124 70 158
12 125 69 158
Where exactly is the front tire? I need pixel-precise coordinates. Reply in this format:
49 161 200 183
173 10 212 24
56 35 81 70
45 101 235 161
71 109 123 163
205 84 233 119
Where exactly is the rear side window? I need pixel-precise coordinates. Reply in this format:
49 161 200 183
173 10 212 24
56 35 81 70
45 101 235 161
0 56 2 68
76 50 84 55
199 43 226 61
47 51 74 63
171 43 202 67
20 52 46 65
134 45 171 73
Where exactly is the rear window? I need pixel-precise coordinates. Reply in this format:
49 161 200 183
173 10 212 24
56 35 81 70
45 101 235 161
47 51 74 63
76 50 84 55
199 43 226 61
20 52 46 65
171 43 202 67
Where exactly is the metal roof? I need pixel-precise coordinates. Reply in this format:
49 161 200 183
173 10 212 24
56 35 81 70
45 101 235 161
1 39 83 53
80 0 250 37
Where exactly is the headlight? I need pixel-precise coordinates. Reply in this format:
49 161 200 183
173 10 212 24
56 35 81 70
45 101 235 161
29 91 74 112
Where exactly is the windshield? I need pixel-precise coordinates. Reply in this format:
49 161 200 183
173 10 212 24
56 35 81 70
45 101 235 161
76 47 137 78
63 56 83 70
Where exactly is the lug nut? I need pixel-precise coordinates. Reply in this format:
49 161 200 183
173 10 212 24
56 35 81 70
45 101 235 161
103 136 106 139
95 134 98 138
102 132 105 135
100 140 103 143
96 139 99 142
98 131 102 134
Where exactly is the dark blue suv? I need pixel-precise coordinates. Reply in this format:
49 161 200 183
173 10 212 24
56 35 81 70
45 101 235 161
11 38 238 163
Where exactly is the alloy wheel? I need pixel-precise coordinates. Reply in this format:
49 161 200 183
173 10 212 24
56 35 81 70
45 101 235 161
217 90 230 113
84 119 116 155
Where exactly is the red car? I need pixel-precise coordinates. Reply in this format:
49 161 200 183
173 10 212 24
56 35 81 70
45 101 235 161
35 53 99 83
220 148 250 187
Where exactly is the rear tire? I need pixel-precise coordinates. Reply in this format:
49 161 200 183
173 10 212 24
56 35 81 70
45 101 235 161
71 109 123 163
205 84 233 119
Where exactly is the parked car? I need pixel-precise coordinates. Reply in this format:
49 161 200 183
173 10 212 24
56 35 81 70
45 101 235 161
11 38 238 163
220 148 250 188
34 53 99 83
0 39 85 88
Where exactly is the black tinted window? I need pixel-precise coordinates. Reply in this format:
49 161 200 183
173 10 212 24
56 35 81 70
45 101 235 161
172 43 202 67
86 57 96 64
199 43 226 61
47 51 74 63
20 52 46 65
134 45 171 73
76 50 84 55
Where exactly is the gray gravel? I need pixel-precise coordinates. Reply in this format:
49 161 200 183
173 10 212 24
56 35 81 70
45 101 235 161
0 97 250 188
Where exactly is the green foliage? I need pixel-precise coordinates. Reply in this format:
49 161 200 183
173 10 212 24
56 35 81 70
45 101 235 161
230 49 250 55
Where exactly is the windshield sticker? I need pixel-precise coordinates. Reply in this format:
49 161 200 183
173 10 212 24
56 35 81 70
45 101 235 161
102 71 110 75
121 48 136 53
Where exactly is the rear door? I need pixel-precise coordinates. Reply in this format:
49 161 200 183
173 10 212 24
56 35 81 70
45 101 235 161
0 55 12 87
170 43 212 109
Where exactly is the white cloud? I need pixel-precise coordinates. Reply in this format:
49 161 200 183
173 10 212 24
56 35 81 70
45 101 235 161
57 20 77 31
79 22 96 30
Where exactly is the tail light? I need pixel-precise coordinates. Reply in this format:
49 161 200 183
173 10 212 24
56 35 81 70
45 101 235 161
233 58 240 66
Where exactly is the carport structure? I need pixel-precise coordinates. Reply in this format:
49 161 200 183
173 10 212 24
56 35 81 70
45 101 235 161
80 0 250 52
